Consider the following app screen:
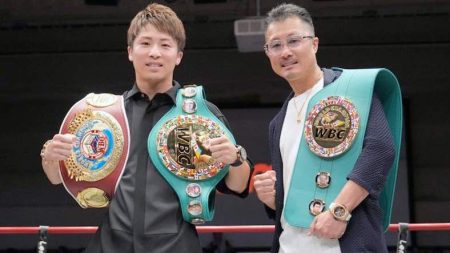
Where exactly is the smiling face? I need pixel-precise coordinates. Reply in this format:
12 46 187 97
127 24 183 92
265 16 319 85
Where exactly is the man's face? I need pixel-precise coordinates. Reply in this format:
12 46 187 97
319 174 327 183
128 24 183 86
265 17 318 83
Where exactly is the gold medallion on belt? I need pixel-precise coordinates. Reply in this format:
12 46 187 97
156 114 226 181
304 96 359 158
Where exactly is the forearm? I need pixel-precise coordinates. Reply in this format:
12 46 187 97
225 161 251 193
333 180 368 212
42 159 62 185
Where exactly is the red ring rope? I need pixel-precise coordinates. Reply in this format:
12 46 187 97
1 223 450 235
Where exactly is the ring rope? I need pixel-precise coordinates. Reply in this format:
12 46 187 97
1 223 450 234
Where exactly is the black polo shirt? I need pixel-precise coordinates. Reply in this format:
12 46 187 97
84 81 249 253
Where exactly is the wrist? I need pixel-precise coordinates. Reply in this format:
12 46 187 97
40 140 52 162
230 145 247 167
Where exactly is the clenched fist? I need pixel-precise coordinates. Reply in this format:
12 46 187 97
253 170 276 210
41 133 77 184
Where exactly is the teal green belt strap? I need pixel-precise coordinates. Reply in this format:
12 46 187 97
284 68 402 231
148 85 235 224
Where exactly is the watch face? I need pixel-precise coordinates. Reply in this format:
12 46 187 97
334 206 346 218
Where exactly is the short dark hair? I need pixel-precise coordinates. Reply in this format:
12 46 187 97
265 3 315 35
127 3 186 51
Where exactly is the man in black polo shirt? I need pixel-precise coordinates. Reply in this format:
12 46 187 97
40 3 252 252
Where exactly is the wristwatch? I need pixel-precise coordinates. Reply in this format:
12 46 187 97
40 140 52 160
230 145 247 167
329 202 352 222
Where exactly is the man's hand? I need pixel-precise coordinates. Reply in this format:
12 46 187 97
253 170 276 210
308 211 347 239
209 135 238 165
43 134 77 162
41 133 77 184
209 135 251 193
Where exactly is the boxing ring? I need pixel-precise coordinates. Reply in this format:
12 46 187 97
1 223 450 253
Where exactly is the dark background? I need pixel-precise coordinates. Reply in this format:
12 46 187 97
0 0 449 252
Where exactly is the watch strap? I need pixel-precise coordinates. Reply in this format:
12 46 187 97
230 145 243 167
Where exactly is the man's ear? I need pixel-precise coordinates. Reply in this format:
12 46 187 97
127 46 133 62
312 37 319 53
176 51 183 66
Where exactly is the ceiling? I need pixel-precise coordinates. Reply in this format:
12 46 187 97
0 0 448 26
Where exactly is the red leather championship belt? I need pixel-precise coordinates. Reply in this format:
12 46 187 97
59 93 130 208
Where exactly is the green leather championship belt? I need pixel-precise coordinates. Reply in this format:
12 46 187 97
148 85 235 225
284 68 402 231
59 93 130 208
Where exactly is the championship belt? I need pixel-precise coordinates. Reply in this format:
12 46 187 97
148 85 235 224
59 93 130 208
284 68 402 230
